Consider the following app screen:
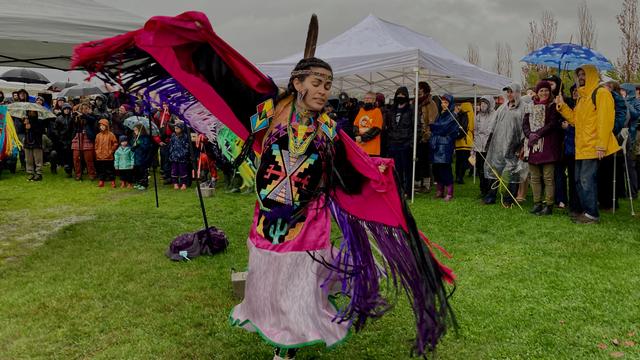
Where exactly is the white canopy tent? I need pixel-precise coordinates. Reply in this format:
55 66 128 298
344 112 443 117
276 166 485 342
0 0 143 70
259 14 512 98
260 15 513 202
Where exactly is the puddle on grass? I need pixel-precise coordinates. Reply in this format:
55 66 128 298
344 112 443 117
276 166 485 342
0 211 95 265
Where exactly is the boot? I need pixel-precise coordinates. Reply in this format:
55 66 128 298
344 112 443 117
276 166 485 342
110 180 116 188
530 202 544 215
174 183 179 190
98 180 105 187
444 184 454 201
127 182 133 189
120 181 126 188
538 204 553 216
434 183 444 198
180 183 187 190
424 177 432 193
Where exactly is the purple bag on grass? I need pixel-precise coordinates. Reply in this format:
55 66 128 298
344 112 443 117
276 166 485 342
166 227 228 261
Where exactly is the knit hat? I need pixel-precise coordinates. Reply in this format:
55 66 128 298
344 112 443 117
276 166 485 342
535 80 552 94
62 102 72 110
119 135 128 143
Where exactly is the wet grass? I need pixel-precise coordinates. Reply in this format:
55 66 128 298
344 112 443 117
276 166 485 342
1 168 640 359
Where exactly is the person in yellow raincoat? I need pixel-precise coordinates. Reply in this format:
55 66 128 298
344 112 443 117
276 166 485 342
454 102 474 184
556 65 620 224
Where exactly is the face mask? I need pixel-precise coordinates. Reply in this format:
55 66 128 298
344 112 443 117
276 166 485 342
363 102 374 110
395 96 408 105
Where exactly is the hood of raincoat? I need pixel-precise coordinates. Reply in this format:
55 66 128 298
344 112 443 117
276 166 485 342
98 118 110 131
621 83 637 100
502 83 522 108
576 65 601 100
478 95 495 114
440 94 455 112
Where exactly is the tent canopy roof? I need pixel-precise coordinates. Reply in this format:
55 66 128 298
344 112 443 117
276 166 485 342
259 15 512 97
0 0 143 70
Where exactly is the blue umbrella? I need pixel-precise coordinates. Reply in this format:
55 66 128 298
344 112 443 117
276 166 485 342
521 43 614 71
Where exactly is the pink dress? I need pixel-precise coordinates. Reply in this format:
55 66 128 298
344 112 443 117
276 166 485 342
230 115 350 348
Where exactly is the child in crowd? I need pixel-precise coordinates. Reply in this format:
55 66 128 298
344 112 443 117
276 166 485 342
168 123 191 190
94 119 118 187
131 124 152 190
114 135 134 188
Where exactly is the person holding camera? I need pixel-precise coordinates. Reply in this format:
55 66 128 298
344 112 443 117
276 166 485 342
71 103 98 180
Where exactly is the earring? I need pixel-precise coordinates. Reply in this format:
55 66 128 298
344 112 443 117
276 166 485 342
297 89 307 103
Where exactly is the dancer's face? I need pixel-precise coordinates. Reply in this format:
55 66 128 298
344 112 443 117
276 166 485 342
293 67 332 112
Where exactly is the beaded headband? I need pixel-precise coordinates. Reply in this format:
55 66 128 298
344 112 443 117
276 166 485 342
290 69 333 81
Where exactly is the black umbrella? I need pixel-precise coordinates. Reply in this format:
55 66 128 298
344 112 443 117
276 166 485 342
0 69 50 84
47 81 77 92
58 83 104 98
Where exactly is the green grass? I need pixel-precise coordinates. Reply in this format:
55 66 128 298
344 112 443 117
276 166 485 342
1 168 640 359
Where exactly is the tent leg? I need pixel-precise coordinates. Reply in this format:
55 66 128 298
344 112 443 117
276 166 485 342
473 86 477 184
411 68 419 204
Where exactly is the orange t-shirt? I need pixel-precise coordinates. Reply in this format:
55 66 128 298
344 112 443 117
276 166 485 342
353 107 383 155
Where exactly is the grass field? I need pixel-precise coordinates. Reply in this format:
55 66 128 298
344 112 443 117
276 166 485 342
1 167 639 359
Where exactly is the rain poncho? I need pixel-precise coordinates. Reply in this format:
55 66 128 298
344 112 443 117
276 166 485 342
484 83 525 183
473 95 496 153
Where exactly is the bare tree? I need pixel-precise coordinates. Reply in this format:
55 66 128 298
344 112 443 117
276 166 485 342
495 42 513 78
616 0 640 82
526 21 541 53
578 0 597 48
467 44 480 66
495 42 504 75
522 11 556 87
504 43 513 78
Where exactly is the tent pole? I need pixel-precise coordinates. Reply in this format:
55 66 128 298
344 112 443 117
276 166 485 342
411 67 419 204
473 85 477 184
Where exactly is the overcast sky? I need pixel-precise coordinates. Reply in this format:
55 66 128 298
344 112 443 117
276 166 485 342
103 0 624 78
0 0 626 86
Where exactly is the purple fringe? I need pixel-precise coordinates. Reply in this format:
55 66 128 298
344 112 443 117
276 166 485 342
326 199 449 355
